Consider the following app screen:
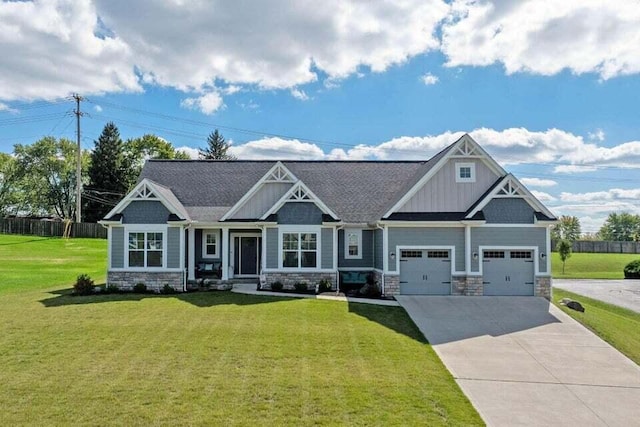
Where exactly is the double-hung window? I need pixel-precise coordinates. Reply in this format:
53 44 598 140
202 230 219 258
282 232 317 268
344 229 362 259
128 232 163 267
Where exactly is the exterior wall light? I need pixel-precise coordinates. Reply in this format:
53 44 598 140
540 253 546 260
390 252 396 260
472 252 478 260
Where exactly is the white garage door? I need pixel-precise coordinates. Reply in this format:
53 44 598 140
482 250 534 296
399 249 452 295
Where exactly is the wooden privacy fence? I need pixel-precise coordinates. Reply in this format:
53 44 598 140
0 218 107 239
552 239 640 254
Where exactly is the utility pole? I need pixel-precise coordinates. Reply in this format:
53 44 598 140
73 94 84 223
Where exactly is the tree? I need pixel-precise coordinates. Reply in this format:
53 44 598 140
0 153 20 216
551 215 581 242
84 122 130 223
199 129 234 159
124 134 190 181
598 212 640 241
557 239 572 274
13 137 88 219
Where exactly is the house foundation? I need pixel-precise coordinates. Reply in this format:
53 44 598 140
107 271 184 292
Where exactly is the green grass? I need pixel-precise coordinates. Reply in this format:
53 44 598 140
0 234 107 293
0 234 482 426
553 288 640 365
552 252 639 279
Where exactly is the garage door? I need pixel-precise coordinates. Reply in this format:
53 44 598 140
482 250 534 296
399 249 451 295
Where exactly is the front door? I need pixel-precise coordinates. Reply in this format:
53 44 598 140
233 235 262 276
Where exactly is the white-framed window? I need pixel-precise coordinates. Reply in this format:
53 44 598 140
128 231 163 267
282 232 318 268
455 162 476 183
202 229 220 258
344 229 362 259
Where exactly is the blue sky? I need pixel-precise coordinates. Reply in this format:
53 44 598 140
1 0 639 233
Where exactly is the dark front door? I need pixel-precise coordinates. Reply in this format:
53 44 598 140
234 236 261 276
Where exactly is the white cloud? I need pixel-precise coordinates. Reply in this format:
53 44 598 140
420 73 439 85
588 129 605 142
520 178 557 187
174 146 199 160
531 190 556 202
229 137 326 160
553 165 599 174
0 103 18 113
560 188 640 203
93 105 103 112
0 0 139 101
441 0 640 80
290 88 310 101
181 90 224 115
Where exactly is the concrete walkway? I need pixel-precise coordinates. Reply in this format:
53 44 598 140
396 296 640 426
231 283 399 306
554 279 640 313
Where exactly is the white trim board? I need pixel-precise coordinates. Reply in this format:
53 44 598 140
103 178 188 221
477 245 541 276
394 245 463 276
261 181 339 220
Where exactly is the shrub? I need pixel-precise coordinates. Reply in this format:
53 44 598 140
294 282 308 293
161 284 177 294
73 274 95 296
318 279 332 293
271 281 283 291
133 282 147 293
624 259 640 279
106 284 120 294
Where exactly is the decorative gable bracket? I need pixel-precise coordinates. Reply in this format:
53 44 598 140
261 181 339 220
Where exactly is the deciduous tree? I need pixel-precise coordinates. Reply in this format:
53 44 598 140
598 212 640 241
551 215 581 241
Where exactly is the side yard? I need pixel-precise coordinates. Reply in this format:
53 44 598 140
551 252 638 279
0 234 482 425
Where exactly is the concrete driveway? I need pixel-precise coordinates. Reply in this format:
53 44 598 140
396 296 640 426
554 279 640 313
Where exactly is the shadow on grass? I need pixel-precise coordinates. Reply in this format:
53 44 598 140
40 288 292 308
0 236 56 246
347 301 427 344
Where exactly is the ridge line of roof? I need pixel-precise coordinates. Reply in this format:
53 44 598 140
146 159 430 163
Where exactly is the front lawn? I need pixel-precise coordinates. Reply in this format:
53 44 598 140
553 288 640 365
551 252 639 279
0 234 482 425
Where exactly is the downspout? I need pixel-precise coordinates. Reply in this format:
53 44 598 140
335 224 345 294
183 223 192 292
375 223 385 296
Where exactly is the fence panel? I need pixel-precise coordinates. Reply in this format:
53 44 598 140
0 218 107 239
553 239 640 253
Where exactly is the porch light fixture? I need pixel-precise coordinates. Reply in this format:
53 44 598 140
540 253 546 260
390 252 395 260
472 252 478 260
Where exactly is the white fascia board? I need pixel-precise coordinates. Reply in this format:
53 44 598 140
465 175 510 218
260 181 339 220
220 161 297 221
103 178 188 221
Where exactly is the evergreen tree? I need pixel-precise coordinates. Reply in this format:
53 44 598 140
199 129 235 159
84 122 130 222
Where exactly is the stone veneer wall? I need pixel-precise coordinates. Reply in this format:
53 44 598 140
451 276 484 296
263 272 337 291
383 274 400 296
108 271 184 292
535 276 552 300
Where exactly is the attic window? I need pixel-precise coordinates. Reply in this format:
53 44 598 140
455 163 475 183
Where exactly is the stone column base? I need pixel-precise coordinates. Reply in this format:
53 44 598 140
107 271 184 292
535 276 552 300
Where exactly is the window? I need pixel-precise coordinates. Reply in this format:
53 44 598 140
483 251 505 259
344 229 362 259
510 251 532 259
427 251 449 258
282 232 317 268
455 162 476 183
128 232 163 267
401 250 423 258
202 230 219 258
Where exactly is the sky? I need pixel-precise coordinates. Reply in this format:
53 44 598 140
1 0 639 233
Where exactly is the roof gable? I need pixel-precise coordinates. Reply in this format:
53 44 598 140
261 181 339 220
102 179 190 221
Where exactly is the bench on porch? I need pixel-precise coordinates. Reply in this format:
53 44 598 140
196 261 222 279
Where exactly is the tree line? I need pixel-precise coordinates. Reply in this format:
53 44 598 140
0 122 233 222
552 213 640 243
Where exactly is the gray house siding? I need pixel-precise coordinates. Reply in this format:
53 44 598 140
166 227 181 268
374 229 383 270
111 227 124 268
266 228 278 268
483 198 535 224
321 228 333 269
232 182 292 219
398 158 498 213
277 202 323 224
122 200 170 224
338 229 374 268
387 227 465 272
471 227 547 273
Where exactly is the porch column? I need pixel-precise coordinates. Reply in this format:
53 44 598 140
222 228 229 280
188 227 195 281
465 224 471 275
261 227 267 272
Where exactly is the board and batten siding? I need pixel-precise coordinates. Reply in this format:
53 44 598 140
338 229 374 268
232 182 292 219
321 228 333 269
374 229 383 270
166 227 181 268
111 227 124 268
483 198 535 224
398 159 499 213
387 227 465 272
471 227 548 273
121 200 170 224
266 228 278 268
